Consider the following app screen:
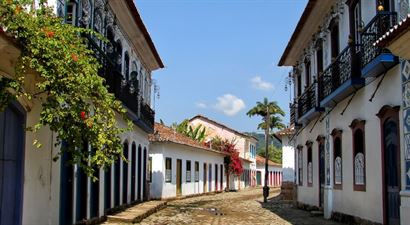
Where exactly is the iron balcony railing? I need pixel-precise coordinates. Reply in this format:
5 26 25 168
318 45 359 102
87 37 141 116
361 11 397 68
290 102 296 125
298 83 316 118
140 102 155 129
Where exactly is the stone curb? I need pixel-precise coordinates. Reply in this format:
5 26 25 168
106 201 167 223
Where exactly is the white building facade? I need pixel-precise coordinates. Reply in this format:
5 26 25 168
149 123 227 199
0 0 163 224
279 0 410 224
276 127 295 183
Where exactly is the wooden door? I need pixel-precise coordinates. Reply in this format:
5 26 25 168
319 142 325 208
104 166 111 212
90 157 99 219
131 143 136 201
60 150 74 225
0 103 25 225
220 164 223 190
137 145 142 201
383 118 400 225
176 159 182 196
203 163 207 192
215 164 218 191
114 157 121 206
122 143 128 204
143 148 148 201
256 171 261 186
208 164 212 192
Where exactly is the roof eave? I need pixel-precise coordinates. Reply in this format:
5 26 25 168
278 0 318 66
124 0 164 69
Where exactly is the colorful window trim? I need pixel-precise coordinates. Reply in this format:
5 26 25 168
331 128 343 189
350 119 366 192
306 141 313 187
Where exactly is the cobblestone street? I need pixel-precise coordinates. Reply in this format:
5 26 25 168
130 188 344 225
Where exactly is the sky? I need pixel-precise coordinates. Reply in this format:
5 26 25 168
136 0 307 133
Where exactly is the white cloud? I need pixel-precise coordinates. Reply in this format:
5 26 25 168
214 94 245 116
251 76 274 91
196 102 207 109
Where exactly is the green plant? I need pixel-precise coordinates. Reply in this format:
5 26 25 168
0 0 132 178
172 119 207 142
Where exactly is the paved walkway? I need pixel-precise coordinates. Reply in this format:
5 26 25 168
117 188 343 225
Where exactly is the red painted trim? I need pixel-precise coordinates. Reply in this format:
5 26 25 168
350 119 366 192
331 129 343 190
317 136 325 207
377 105 400 225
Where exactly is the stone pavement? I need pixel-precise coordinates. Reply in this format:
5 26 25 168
104 188 344 225
105 201 166 223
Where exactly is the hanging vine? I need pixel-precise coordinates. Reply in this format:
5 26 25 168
0 0 133 177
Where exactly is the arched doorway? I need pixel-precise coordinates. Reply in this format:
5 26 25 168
378 106 401 225
143 148 147 201
60 146 74 225
104 164 112 212
114 155 121 207
131 143 136 201
122 142 129 204
90 148 100 219
137 145 142 201
317 136 325 208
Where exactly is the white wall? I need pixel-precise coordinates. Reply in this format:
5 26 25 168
19 100 150 225
281 135 295 182
256 163 282 187
295 65 401 223
149 142 226 199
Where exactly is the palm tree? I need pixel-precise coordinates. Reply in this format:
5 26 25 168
257 115 285 131
247 97 285 203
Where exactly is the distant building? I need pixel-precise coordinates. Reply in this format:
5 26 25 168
149 123 227 199
255 155 283 187
189 115 258 190
279 0 409 224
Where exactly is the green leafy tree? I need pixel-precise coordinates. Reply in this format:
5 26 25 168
0 0 133 178
172 119 207 143
257 145 282 164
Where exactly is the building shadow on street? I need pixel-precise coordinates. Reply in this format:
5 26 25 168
258 195 344 225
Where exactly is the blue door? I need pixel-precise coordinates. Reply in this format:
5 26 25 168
0 102 25 225
131 143 136 201
122 143 128 204
208 164 212 191
143 148 147 201
137 146 142 201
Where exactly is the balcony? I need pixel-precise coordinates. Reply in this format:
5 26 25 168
140 102 155 132
361 11 398 78
87 38 155 132
319 45 364 108
297 82 323 124
290 102 296 125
